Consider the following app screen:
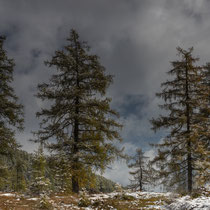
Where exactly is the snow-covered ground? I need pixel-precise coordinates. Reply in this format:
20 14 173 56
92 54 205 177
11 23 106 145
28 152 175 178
85 191 172 209
166 195 210 210
76 191 210 210
0 190 209 209
0 193 16 197
88 191 172 200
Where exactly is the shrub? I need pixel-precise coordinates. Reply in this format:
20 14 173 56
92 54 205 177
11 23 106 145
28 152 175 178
38 194 53 210
78 196 91 207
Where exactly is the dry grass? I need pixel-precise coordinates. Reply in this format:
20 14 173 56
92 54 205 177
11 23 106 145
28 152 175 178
0 194 37 210
0 192 170 209
93 195 169 210
137 196 168 209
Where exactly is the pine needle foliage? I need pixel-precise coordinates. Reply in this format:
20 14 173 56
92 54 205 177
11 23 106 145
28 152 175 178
0 36 24 180
30 145 50 195
35 29 123 193
0 156 9 190
150 47 210 193
11 149 27 192
48 152 72 193
127 148 151 191
194 63 210 186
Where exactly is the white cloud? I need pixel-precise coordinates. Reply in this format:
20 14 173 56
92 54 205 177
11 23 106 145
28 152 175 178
103 160 131 187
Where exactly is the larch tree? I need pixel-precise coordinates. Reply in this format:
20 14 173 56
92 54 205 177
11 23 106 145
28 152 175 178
35 29 123 193
0 36 24 183
151 47 209 193
194 63 210 186
127 148 151 191
202 63 210 128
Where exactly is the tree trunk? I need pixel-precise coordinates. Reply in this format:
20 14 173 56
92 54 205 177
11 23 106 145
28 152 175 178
72 34 80 194
140 166 143 191
72 174 79 193
187 141 192 193
185 58 192 193
72 113 79 193
16 167 19 191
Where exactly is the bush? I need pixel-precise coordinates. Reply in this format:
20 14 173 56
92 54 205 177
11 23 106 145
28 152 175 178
38 194 53 210
191 187 210 198
121 194 135 201
78 196 91 207
114 193 135 201
92 200 101 207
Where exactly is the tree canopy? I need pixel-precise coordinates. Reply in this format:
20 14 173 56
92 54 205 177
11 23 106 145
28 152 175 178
35 29 123 193
151 47 210 193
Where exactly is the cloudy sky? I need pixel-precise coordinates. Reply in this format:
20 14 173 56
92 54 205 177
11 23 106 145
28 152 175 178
1 0 210 186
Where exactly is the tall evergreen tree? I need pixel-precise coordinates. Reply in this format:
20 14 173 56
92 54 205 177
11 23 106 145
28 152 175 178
202 63 210 129
127 148 151 191
35 29 123 193
0 36 24 163
194 63 210 186
151 47 209 193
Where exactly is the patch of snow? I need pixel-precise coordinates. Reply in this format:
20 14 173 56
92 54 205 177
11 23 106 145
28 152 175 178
62 202 80 209
89 192 118 200
0 193 16 197
166 195 210 210
27 197 39 201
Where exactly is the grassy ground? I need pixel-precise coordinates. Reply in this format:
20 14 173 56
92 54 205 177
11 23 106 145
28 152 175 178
0 191 173 209
0 194 37 210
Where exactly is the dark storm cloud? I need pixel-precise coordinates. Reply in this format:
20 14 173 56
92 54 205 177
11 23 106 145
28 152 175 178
1 0 210 185
118 95 148 117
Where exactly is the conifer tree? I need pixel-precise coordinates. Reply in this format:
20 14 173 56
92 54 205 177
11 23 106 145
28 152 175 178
0 36 24 184
194 63 210 186
0 156 9 190
35 29 123 193
151 47 209 193
202 63 210 131
127 148 151 191
48 152 72 193
30 145 50 195
0 36 24 147
12 150 28 192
